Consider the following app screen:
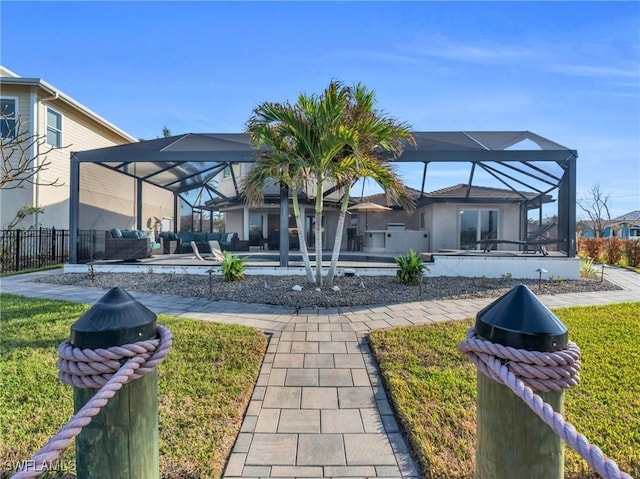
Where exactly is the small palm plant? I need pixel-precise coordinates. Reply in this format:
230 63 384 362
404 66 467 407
221 252 247 282
579 255 597 278
394 249 427 284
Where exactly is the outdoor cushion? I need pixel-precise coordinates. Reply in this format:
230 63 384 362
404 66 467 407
122 230 141 239
110 228 123 238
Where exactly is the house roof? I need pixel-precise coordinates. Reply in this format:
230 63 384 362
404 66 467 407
421 184 553 204
612 210 640 222
361 184 552 208
0 65 137 143
355 188 423 208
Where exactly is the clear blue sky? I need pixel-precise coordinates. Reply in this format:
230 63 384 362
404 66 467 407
2 1 638 219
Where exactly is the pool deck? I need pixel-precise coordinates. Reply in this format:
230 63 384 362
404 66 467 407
2 267 638 478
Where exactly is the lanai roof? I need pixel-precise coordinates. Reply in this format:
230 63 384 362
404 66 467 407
72 130 576 196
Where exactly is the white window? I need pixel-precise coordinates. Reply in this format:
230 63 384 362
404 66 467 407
1 97 18 139
46 107 62 148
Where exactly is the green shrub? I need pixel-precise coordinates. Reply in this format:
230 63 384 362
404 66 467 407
394 249 427 284
624 239 640 268
221 252 246 282
604 237 624 265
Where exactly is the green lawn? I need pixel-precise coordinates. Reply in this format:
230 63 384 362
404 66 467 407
369 302 640 479
0 294 267 479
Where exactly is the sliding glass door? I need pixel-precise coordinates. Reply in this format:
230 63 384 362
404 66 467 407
459 209 498 250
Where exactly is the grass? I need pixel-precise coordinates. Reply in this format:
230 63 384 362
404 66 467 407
369 302 640 479
0 264 63 277
0 293 267 479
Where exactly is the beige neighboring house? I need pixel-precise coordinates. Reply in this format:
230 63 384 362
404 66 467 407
0 65 173 233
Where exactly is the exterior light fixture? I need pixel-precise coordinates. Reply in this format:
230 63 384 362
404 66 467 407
207 268 215 299
535 267 547 292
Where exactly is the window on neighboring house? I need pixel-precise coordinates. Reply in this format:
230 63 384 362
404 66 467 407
46 107 62 148
1 98 17 139
222 164 240 179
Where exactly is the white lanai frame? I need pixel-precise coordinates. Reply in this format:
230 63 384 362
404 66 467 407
69 131 578 265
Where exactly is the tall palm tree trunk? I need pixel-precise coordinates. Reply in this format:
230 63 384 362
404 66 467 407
326 187 350 285
315 182 324 286
292 194 316 284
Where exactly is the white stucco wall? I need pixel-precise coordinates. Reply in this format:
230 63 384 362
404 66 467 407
223 207 245 238
427 255 580 280
428 203 522 252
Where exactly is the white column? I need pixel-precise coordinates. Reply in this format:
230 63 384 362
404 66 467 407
243 205 250 240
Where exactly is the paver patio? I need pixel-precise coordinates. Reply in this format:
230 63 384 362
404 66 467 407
2 266 637 478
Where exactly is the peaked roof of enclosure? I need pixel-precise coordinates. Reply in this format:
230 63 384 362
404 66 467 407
72 131 576 195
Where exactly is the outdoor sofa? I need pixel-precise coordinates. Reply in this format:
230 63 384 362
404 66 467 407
104 229 161 261
159 231 248 254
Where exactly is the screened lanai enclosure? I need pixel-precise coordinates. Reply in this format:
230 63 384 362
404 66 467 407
69 131 577 268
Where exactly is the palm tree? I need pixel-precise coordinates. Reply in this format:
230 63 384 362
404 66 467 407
244 83 353 285
324 83 416 284
243 81 414 286
243 101 318 284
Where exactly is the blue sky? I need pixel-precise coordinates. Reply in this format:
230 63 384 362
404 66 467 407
2 1 639 218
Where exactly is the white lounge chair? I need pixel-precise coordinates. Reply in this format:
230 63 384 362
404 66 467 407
190 241 222 262
207 240 226 262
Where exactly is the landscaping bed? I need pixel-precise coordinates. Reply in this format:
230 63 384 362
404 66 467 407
37 272 621 309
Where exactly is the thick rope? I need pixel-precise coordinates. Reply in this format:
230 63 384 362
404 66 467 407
11 325 172 479
458 327 632 479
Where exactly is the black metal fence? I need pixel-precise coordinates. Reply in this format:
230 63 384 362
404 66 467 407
0 228 99 274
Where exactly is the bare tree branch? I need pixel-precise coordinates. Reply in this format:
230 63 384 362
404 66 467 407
577 184 611 238
1 115 68 190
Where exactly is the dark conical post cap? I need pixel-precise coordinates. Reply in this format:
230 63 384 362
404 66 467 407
475 284 568 352
71 287 157 349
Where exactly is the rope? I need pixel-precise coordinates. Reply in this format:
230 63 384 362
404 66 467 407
458 327 632 479
11 325 172 479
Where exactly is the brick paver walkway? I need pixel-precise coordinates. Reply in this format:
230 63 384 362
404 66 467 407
2 266 637 478
225 314 418 478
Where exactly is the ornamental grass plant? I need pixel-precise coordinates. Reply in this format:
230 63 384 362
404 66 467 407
394 248 427 284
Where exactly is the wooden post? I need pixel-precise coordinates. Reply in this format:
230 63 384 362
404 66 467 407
474 284 568 479
70 287 159 479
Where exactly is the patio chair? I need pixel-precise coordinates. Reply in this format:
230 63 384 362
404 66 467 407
190 241 222 262
476 222 558 255
207 240 226 262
